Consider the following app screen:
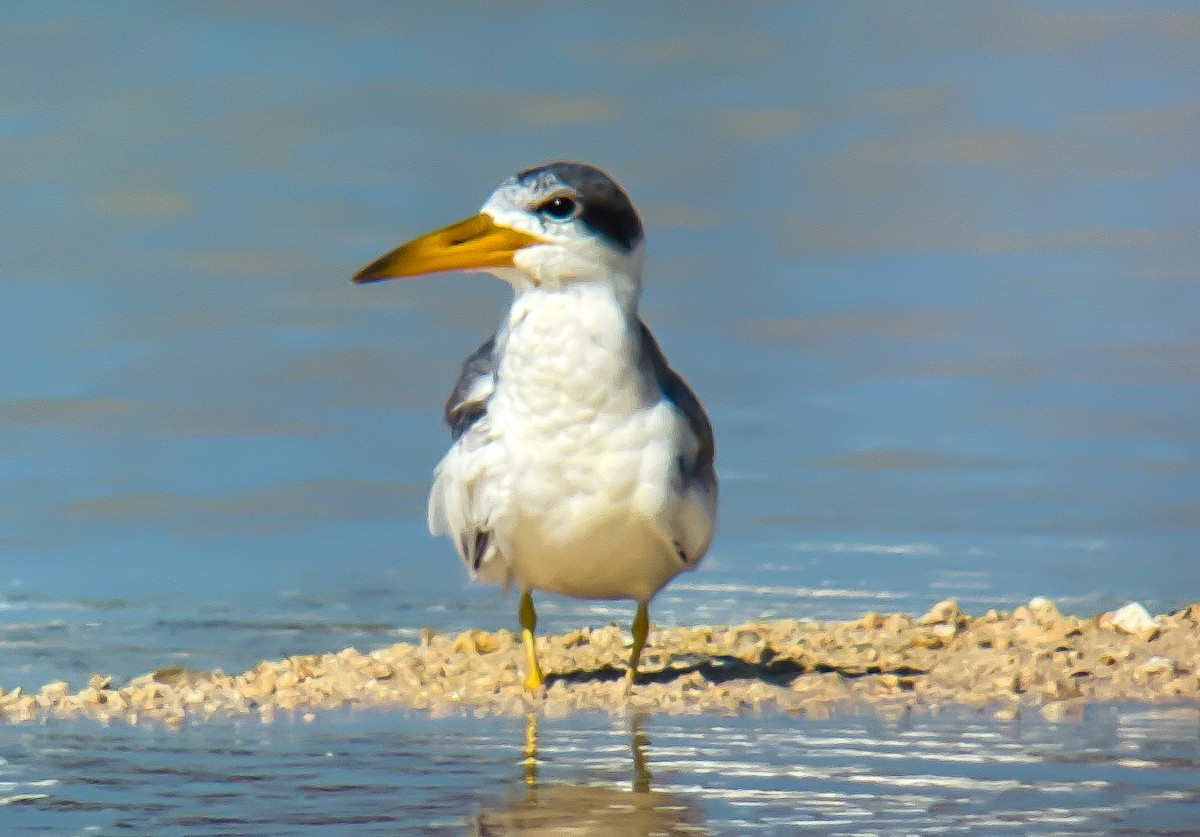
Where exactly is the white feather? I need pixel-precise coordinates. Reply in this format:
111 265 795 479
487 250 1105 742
425 163 716 606
428 281 713 602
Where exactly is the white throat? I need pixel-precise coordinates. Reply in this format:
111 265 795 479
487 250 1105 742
494 281 650 426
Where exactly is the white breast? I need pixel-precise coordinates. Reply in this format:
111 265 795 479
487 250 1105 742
428 283 695 602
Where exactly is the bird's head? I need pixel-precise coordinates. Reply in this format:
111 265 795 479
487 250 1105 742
352 161 645 305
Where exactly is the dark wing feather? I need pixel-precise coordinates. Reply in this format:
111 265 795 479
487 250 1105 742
444 334 498 440
638 321 716 491
460 529 491 573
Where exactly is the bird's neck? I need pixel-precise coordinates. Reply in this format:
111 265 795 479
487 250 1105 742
496 282 647 408
496 264 643 317
504 279 640 336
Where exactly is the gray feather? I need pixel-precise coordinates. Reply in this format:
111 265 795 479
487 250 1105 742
637 321 716 494
444 334 498 439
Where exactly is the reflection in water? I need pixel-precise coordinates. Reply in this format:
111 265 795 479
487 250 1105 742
3 4 1199 834
469 713 709 836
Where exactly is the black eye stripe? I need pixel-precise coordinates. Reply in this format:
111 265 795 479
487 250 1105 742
517 162 644 251
537 196 578 220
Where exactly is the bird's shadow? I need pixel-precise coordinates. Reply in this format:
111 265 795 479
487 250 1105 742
544 652 926 689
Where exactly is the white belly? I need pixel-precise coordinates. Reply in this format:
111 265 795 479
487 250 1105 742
428 285 698 602
508 507 685 601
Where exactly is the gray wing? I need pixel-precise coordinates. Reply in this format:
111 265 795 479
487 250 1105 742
444 334 497 440
438 334 500 573
638 321 716 493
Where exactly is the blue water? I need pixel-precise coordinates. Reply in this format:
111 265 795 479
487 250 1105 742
4 706 1200 834
1 2 1198 832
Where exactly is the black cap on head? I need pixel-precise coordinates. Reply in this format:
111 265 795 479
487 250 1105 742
517 161 644 252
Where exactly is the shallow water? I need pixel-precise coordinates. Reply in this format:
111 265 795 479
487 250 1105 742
3 706 1200 835
1 1 1198 833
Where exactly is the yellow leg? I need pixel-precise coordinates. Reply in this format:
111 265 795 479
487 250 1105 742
520 590 544 690
626 600 650 687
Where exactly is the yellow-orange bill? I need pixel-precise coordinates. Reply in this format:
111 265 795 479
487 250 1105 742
351 214 546 283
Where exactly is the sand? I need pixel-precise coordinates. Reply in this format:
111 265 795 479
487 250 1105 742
2 598 1197 727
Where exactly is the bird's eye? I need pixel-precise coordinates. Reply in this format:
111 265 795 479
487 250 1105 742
537 196 579 220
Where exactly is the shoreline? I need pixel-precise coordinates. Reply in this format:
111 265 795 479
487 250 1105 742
3 598 1197 727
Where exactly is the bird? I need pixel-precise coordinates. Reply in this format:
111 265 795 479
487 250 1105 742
352 161 717 690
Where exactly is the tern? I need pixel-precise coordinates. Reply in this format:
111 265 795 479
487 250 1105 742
352 161 717 689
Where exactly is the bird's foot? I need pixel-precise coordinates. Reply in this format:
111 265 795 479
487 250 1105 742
622 667 638 696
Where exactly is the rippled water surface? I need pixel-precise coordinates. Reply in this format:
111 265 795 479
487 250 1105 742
4 706 1200 835
2 2 1198 833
